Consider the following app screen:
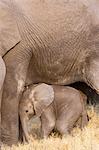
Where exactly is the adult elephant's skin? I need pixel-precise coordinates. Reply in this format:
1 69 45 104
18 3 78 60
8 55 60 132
0 0 20 144
0 0 99 145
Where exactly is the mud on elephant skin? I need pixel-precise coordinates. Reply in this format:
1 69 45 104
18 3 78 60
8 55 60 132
19 83 88 142
0 0 99 145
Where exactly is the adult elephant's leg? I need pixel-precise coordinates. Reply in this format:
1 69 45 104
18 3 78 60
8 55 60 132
0 56 6 143
1 45 32 145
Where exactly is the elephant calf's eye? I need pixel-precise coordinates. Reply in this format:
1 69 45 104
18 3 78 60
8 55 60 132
26 110 28 113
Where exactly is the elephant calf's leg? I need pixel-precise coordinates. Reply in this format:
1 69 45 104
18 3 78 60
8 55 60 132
56 109 81 136
56 120 70 136
40 106 55 138
41 116 55 138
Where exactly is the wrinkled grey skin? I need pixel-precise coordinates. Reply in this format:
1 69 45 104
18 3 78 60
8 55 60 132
19 83 88 142
0 0 99 145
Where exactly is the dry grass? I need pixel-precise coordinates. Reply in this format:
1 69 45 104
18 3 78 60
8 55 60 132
1 106 99 150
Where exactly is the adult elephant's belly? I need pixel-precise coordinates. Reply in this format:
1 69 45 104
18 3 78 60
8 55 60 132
26 13 88 85
26 47 82 85
23 0 90 85
25 25 88 85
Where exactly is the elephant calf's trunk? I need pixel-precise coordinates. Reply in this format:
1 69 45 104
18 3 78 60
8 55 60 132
19 111 30 143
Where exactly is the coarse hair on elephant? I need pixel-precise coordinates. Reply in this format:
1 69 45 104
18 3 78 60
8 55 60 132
19 83 88 142
0 0 99 145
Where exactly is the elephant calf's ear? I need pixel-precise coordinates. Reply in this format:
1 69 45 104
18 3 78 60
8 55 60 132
33 84 54 117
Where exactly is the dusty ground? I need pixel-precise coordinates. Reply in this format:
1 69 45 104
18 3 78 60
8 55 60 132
1 105 99 150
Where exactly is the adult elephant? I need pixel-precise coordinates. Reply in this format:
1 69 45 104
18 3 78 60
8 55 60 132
0 0 99 145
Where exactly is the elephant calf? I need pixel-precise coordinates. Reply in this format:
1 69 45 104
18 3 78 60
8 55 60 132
19 83 88 142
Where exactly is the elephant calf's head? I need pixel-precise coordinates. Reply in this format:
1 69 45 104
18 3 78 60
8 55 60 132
19 83 54 118
19 88 35 120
